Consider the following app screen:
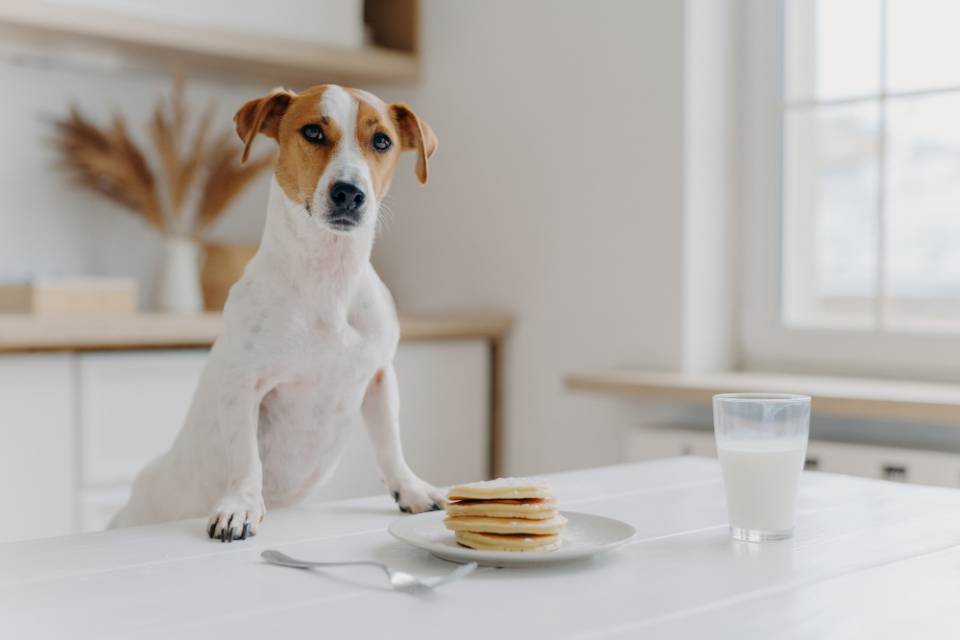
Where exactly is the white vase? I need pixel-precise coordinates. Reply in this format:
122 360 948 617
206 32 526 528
156 235 203 314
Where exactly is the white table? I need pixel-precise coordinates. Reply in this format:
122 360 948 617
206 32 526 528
4 457 960 639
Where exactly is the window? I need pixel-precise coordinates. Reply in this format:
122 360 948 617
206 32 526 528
740 0 960 378
783 0 960 332
782 0 960 331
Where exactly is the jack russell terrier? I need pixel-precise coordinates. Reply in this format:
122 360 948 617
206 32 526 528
110 85 444 541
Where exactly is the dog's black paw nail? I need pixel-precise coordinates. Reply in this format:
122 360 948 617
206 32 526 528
392 491 400 503
241 522 249 540
399 505 411 514
430 503 442 511
208 522 217 538
221 528 228 543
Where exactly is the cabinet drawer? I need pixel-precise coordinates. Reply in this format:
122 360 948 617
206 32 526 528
78 350 207 487
628 427 960 488
803 441 879 477
626 426 715 461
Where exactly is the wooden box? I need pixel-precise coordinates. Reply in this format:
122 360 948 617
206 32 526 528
201 243 258 312
0 278 138 315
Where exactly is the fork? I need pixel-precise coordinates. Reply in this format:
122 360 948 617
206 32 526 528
260 549 477 593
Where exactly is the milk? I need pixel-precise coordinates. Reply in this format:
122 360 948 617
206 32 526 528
717 440 806 532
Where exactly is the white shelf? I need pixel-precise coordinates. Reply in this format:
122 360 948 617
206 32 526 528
0 2 419 85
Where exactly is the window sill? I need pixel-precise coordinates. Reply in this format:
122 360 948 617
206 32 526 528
565 369 960 426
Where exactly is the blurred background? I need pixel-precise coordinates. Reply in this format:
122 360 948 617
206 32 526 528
2 0 959 543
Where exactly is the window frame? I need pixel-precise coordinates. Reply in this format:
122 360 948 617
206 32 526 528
738 0 960 381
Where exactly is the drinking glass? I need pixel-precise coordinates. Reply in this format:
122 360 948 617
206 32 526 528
713 393 811 542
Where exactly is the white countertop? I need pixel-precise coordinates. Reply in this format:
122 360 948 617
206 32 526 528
0 312 512 352
4 457 960 638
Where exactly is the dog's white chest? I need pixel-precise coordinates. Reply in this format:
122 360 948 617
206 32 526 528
256 318 393 504
272 318 391 421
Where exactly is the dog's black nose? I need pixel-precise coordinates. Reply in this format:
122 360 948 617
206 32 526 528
329 181 365 212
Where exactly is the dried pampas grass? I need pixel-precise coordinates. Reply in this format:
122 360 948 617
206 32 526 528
195 131 274 236
54 108 165 232
52 75 272 239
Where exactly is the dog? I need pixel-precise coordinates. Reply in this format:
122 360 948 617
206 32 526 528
110 85 444 541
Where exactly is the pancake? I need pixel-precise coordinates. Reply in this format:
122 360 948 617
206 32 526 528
447 477 552 501
444 498 557 520
444 514 567 535
455 530 561 552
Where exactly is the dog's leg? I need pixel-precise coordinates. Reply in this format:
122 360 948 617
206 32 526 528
362 365 446 513
207 377 267 542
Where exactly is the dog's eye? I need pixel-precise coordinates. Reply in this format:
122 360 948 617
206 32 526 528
301 124 324 143
372 132 392 152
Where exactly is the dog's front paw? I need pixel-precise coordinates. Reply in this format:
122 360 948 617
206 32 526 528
388 476 446 514
207 493 266 542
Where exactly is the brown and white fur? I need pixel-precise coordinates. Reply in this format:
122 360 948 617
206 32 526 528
110 85 443 541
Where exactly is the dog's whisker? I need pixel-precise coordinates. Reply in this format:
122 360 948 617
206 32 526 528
377 202 395 233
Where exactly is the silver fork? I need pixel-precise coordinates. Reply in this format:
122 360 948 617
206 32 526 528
260 549 477 593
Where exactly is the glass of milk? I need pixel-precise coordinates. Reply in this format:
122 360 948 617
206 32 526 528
713 393 811 542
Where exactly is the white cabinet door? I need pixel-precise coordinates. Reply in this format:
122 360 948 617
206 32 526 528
8 342 490 536
77 350 208 488
309 340 490 501
397 341 490 486
74 341 489 527
0 353 75 542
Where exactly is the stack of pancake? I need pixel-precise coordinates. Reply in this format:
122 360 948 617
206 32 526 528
444 478 566 552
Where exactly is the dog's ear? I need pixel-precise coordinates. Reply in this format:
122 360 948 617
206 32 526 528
234 87 296 163
389 103 438 184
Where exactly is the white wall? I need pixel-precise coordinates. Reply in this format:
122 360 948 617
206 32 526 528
0 1 716 477
682 0 738 372
0 0 361 308
370 0 690 474
0 50 276 307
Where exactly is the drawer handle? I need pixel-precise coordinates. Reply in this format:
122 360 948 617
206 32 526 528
804 456 819 471
882 464 908 482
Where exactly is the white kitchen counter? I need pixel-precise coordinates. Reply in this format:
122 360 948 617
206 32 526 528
0 312 512 352
4 457 960 638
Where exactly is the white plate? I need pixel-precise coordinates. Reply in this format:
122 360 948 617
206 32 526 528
388 510 636 568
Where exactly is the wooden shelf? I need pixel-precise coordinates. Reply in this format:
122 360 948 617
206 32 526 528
566 369 960 426
0 2 418 86
0 312 511 353
398 314 513 342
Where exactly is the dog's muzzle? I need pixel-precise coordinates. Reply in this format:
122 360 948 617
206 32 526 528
327 181 366 229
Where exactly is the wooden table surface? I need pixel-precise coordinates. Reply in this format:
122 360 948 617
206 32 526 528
3 457 960 639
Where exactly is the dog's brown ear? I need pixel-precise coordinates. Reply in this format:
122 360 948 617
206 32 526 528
234 87 296 163
390 103 438 184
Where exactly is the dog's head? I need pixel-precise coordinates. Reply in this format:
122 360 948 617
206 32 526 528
234 84 437 233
